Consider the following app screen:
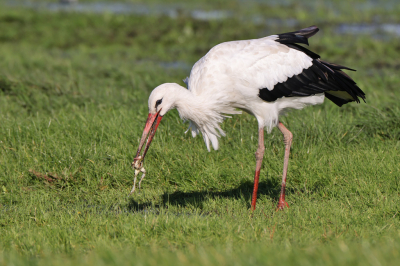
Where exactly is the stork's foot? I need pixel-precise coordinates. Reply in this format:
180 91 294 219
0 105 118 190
276 199 289 211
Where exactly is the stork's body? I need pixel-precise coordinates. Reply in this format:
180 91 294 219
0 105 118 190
133 26 365 210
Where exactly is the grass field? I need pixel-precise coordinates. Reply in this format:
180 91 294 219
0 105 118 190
1 1 400 265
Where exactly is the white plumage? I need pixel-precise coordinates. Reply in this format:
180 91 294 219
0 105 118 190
133 26 365 210
150 34 324 151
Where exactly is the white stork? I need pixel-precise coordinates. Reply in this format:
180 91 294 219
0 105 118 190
132 26 365 210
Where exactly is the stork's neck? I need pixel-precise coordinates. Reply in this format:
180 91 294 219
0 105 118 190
166 83 241 151
172 86 201 122
169 83 240 124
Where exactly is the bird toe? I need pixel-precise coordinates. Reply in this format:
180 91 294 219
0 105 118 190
276 200 290 211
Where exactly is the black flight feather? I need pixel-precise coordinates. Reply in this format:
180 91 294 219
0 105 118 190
258 26 366 106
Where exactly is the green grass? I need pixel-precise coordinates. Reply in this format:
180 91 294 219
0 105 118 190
1 2 400 265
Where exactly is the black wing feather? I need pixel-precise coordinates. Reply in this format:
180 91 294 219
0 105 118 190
258 26 366 106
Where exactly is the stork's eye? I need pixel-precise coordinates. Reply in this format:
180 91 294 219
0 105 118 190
155 99 162 108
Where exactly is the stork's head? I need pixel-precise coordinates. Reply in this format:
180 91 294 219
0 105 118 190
133 83 183 165
147 83 180 116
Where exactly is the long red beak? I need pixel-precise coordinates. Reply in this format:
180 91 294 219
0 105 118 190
133 110 163 165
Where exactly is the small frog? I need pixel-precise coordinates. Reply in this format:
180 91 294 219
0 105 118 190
129 156 146 195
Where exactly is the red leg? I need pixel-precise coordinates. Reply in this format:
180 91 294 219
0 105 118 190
251 128 265 211
276 121 293 210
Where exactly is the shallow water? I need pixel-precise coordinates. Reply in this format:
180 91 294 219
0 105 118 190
336 23 400 38
5 1 400 40
9 0 399 13
6 1 232 20
158 61 192 71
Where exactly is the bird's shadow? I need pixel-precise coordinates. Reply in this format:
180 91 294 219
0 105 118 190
126 179 295 212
